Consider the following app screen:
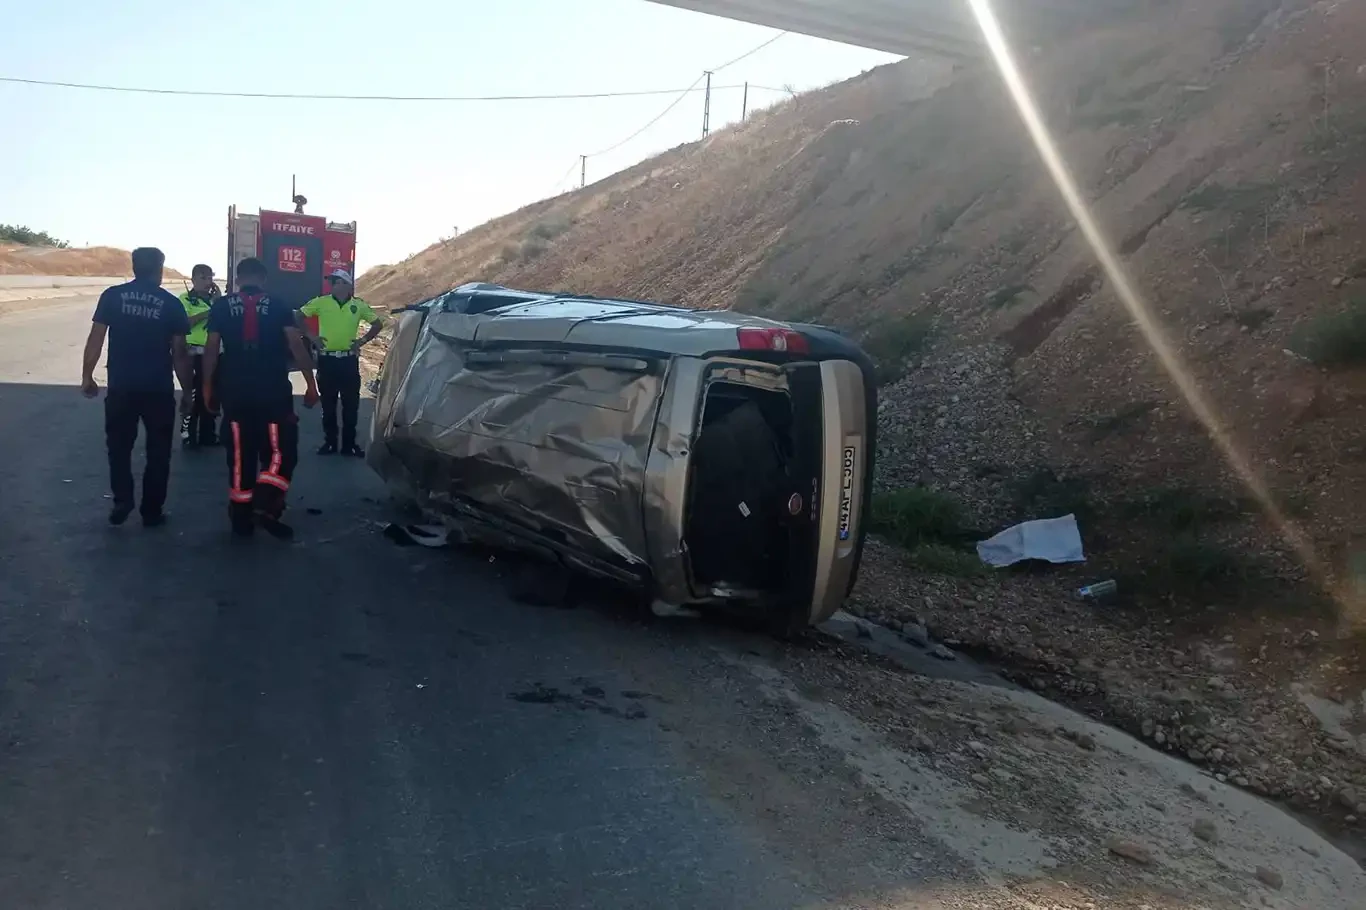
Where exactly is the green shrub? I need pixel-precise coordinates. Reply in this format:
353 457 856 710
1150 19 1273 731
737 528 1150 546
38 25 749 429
1293 298 1366 366
910 543 985 578
736 279 781 312
0 224 68 247
927 199 973 236
1010 469 1095 524
1123 485 1248 533
528 216 572 241
1084 401 1157 440
985 283 1032 310
870 487 966 550
519 236 550 261
1181 182 1278 218
1232 307 1273 331
863 314 933 385
1161 535 1251 588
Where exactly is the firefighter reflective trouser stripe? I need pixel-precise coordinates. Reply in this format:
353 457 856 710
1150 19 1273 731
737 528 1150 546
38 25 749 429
225 408 299 519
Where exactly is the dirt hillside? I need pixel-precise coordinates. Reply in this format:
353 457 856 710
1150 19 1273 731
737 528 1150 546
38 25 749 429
0 244 184 279
362 0 1366 852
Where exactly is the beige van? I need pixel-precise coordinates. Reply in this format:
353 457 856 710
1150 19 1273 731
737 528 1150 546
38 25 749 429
369 283 876 633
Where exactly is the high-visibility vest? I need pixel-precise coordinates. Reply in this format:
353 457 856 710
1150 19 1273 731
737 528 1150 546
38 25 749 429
180 291 212 347
300 294 379 351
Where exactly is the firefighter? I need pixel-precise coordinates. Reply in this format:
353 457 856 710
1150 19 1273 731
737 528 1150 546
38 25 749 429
80 247 194 526
298 269 384 457
202 257 319 539
178 264 220 447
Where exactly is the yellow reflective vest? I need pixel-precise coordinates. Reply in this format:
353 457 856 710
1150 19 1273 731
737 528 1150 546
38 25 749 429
179 291 212 347
300 294 379 352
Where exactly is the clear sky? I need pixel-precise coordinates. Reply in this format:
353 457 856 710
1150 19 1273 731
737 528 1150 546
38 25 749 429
0 0 899 275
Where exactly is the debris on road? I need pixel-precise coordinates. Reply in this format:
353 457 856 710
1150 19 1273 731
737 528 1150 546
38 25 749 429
930 643 958 662
975 514 1086 568
1106 836 1156 866
1193 818 1219 843
902 621 931 648
381 523 449 548
1077 579 1118 600
1256 865 1285 890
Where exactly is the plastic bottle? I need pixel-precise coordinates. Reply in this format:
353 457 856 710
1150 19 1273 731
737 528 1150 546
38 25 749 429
1078 579 1118 600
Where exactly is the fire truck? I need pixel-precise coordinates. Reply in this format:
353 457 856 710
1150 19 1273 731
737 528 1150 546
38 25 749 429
225 196 357 334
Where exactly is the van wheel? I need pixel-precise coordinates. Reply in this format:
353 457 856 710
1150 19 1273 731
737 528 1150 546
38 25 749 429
507 560 574 608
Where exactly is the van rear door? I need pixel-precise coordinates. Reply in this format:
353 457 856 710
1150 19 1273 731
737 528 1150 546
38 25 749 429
777 359 870 631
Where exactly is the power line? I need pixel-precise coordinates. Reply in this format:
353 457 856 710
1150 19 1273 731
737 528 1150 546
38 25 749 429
586 73 707 159
710 31 787 72
547 158 582 196
0 75 740 103
581 30 789 162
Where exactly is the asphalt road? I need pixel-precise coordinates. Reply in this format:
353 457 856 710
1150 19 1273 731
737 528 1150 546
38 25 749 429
0 275 124 289
0 292 961 909
5 289 1364 910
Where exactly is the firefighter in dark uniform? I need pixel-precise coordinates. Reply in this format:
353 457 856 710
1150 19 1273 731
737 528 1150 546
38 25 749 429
202 257 319 539
298 269 384 457
81 247 194 527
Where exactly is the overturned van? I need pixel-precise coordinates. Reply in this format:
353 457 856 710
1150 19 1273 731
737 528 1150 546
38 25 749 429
368 282 876 633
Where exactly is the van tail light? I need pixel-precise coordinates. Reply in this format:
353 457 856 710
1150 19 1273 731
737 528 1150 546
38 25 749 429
737 327 810 354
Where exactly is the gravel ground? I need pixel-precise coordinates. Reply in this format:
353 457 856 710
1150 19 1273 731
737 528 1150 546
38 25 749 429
751 632 1366 909
875 344 1053 530
846 539 1366 865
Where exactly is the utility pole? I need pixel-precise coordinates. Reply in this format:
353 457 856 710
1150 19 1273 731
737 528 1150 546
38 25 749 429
741 82 749 121
580 155 587 189
702 70 713 138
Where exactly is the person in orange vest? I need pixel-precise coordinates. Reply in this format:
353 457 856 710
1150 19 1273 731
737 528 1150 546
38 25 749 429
298 270 384 457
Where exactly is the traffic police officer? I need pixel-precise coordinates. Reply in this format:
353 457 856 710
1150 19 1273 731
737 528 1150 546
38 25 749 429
178 263 220 447
298 269 384 457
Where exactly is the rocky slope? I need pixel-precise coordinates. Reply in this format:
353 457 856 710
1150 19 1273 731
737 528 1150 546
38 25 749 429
361 0 1366 847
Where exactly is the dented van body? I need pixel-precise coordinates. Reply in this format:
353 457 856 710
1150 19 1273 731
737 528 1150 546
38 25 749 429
368 283 876 631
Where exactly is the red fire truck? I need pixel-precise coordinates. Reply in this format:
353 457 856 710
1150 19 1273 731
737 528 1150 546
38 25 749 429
225 201 357 334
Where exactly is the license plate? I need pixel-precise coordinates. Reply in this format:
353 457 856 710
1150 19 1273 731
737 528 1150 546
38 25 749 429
838 444 856 540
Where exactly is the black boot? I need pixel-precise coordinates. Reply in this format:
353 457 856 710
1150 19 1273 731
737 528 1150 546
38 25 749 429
229 503 255 538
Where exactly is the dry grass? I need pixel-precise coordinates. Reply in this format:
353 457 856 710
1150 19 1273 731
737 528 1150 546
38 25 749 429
0 245 185 279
